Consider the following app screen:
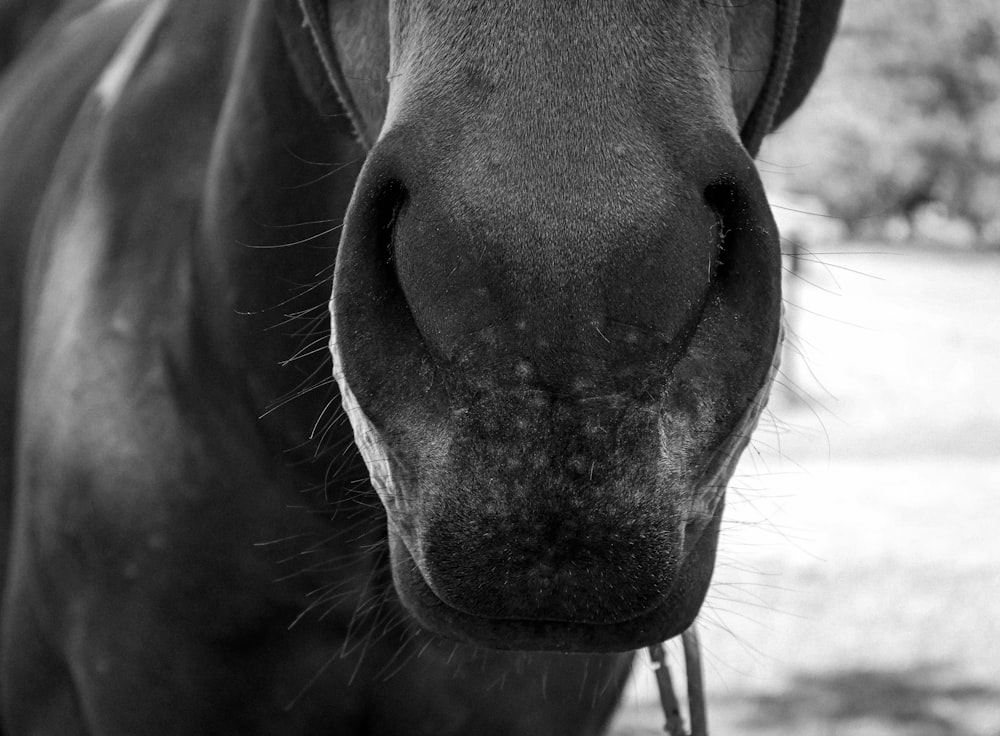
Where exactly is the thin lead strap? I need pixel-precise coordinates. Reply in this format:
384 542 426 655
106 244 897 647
682 627 707 736
740 0 802 156
649 642 687 735
648 626 708 736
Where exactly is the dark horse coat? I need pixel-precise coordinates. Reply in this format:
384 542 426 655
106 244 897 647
0 1 841 733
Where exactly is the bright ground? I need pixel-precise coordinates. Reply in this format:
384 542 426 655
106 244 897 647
611 244 1000 736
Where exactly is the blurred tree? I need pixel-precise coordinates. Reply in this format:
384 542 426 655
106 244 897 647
763 0 1000 247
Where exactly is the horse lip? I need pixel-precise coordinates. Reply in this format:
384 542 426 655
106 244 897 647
381 501 677 627
433 556 671 628
385 501 723 653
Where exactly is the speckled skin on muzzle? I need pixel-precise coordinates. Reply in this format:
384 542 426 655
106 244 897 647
329 162 782 651
331 310 778 651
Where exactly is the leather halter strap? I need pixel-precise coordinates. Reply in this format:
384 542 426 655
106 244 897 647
296 0 802 157
295 0 374 149
740 0 803 156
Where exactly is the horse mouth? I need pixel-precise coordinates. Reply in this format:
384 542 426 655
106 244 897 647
376 383 764 653
331 307 779 652
384 496 725 653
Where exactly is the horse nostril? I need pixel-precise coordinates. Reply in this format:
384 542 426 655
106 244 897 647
333 158 441 417
703 181 737 285
370 179 408 274
338 174 411 319
707 204 731 285
702 177 774 290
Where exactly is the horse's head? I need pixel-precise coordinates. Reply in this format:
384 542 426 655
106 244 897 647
284 0 841 652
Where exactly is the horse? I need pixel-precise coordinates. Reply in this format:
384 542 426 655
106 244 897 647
0 0 83 71
0 1 842 733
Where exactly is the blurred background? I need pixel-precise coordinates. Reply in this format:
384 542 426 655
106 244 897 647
614 0 1000 734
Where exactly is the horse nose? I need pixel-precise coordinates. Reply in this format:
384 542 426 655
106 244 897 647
332 127 781 644
335 128 773 393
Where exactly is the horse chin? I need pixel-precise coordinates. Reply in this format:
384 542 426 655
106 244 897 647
385 500 723 654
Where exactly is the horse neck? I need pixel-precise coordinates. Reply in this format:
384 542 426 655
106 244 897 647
198 1 365 466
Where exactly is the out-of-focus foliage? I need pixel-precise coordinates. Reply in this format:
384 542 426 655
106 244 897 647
761 0 1000 248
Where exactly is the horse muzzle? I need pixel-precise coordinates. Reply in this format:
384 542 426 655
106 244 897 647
329 124 781 652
